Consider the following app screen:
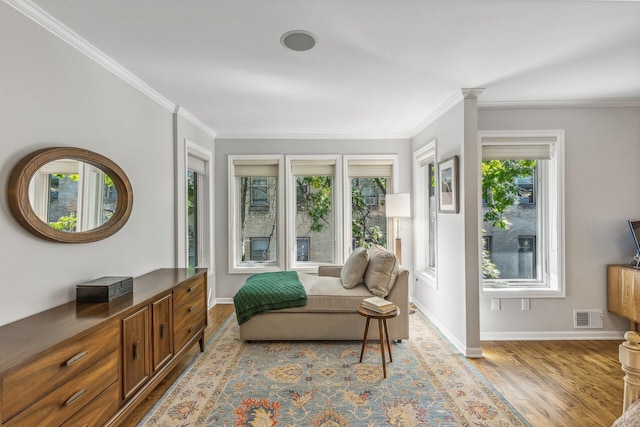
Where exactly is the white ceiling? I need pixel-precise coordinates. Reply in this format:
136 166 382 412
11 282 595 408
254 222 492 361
24 0 640 138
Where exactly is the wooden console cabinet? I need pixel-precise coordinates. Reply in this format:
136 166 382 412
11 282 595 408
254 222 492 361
608 264 640 329
0 268 207 427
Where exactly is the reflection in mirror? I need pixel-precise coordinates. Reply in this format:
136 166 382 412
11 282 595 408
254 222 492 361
29 159 118 232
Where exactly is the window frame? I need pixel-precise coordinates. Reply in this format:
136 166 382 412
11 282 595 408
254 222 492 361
479 130 565 298
228 154 285 273
182 141 213 271
413 140 437 289
286 155 342 272
343 155 398 261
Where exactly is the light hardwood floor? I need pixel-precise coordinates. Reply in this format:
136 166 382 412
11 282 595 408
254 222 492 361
124 304 624 426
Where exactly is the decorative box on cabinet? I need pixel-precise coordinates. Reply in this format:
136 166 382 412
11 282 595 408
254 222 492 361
608 264 640 329
0 268 207 427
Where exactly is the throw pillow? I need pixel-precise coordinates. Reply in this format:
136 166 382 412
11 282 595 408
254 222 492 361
340 247 369 289
363 245 399 297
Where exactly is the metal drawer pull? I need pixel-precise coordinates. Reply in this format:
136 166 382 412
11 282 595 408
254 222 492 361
188 286 198 292
160 322 166 339
65 388 87 406
189 305 198 312
133 340 140 360
65 351 89 367
189 325 197 333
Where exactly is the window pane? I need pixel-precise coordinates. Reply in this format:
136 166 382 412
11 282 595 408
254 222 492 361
351 177 387 249
239 176 278 263
295 176 333 263
296 237 310 261
482 161 538 281
187 170 198 268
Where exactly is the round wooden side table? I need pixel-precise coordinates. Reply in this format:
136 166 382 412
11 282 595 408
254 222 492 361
357 304 400 378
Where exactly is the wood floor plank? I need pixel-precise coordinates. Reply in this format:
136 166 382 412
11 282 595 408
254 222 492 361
121 305 625 426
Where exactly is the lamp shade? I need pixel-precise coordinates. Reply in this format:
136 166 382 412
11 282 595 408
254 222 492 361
385 193 411 218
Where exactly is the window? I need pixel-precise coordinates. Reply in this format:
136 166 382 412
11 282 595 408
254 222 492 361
229 156 283 272
250 178 270 208
185 142 212 270
413 141 437 286
480 131 564 297
288 157 339 268
250 237 271 261
296 237 310 261
187 169 199 268
346 157 396 253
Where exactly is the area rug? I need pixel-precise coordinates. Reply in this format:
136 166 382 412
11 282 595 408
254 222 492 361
139 312 529 426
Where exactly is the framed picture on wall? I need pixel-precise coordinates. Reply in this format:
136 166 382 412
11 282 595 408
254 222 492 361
438 155 459 213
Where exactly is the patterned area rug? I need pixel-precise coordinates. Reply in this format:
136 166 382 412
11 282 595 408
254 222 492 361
139 312 529 426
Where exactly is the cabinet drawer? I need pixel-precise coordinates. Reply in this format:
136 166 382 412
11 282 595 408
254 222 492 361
173 275 205 308
4 351 118 427
174 306 205 351
1 318 119 423
60 380 119 427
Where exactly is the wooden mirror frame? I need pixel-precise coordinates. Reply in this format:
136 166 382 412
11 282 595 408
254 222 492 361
7 147 133 243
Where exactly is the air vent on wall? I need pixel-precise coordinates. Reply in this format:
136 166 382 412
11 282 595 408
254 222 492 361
573 309 603 329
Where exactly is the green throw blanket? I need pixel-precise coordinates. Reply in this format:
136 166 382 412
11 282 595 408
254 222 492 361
233 271 307 325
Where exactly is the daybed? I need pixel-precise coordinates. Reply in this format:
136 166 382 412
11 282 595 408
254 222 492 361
237 246 409 342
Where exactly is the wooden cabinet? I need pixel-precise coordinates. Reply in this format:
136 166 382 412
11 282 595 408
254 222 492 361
608 264 640 328
0 268 207 427
152 294 173 372
122 307 150 400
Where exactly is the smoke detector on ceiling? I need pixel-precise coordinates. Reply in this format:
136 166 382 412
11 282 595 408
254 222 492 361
281 30 316 52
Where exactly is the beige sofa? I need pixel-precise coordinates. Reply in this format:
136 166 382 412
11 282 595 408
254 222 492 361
238 247 409 342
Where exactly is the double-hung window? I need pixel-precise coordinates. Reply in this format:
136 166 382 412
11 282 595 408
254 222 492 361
413 140 437 287
287 156 340 270
185 142 213 270
480 130 564 297
229 156 284 272
345 156 396 255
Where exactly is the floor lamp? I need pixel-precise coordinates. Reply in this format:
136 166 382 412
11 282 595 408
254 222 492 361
385 193 411 265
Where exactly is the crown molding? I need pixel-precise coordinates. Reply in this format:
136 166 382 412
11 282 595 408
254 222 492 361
215 132 412 140
175 106 217 139
409 88 485 138
4 0 217 139
479 98 640 110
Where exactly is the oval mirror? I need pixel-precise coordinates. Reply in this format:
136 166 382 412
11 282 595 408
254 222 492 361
8 147 133 243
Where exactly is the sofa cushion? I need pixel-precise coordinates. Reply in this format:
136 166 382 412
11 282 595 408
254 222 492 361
363 245 399 297
340 247 369 289
275 273 374 313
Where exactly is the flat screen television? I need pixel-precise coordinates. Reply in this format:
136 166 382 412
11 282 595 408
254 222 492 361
629 220 640 267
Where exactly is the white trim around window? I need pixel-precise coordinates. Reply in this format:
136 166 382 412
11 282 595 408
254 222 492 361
228 155 285 273
182 140 214 273
479 130 565 298
286 155 342 273
413 139 437 289
343 155 399 260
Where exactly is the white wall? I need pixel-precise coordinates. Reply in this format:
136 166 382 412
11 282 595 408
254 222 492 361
478 106 640 338
0 4 190 326
214 138 412 300
410 97 483 356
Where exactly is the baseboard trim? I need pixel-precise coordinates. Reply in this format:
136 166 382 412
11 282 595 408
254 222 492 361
480 330 624 341
215 297 234 305
412 300 482 357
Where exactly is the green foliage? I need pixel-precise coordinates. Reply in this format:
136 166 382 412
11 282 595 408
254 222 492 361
481 160 535 278
297 176 332 233
49 213 77 232
351 178 386 248
482 160 535 229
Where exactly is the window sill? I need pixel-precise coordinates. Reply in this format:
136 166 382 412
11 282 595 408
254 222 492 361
230 264 282 274
481 286 564 299
416 269 437 290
